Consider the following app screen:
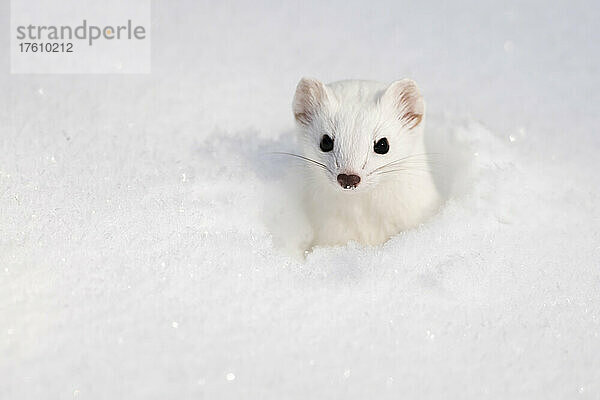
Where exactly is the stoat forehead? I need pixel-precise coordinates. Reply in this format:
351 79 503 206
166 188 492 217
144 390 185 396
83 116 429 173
327 106 384 170
327 80 388 105
325 80 390 141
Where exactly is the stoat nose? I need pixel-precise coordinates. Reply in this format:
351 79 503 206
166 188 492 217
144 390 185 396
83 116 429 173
337 174 361 189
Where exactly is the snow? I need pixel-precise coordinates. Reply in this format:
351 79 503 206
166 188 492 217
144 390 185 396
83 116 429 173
1 1 600 398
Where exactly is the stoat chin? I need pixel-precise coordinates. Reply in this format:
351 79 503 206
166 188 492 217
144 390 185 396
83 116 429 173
292 77 441 249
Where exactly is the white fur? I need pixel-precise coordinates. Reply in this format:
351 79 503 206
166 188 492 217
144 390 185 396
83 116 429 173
293 78 441 248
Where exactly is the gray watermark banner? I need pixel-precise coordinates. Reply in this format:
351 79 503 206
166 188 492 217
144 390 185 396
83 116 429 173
11 0 151 73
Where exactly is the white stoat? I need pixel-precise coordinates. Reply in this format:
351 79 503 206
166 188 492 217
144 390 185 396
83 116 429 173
291 78 441 248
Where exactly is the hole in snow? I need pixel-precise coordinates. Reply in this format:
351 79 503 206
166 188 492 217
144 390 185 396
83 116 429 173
196 116 502 258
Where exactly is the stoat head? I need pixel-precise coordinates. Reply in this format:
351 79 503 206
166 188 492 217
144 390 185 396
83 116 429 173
292 78 426 192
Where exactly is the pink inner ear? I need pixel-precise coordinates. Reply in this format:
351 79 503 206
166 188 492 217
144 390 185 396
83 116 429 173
384 79 424 130
293 78 327 126
398 86 423 129
294 111 311 126
403 112 422 129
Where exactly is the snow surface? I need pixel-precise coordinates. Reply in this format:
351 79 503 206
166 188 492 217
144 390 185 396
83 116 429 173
1 1 600 399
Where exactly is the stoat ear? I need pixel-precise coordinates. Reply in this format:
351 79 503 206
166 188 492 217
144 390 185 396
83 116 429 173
293 77 329 127
381 79 424 130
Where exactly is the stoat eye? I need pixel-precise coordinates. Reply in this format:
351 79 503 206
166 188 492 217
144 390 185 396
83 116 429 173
320 134 334 152
374 137 389 154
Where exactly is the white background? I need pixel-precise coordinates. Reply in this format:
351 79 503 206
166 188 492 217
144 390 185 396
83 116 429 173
0 0 599 399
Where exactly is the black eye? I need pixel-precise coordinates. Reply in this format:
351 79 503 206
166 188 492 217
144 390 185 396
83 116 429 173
374 138 389 154
320 134 334 152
